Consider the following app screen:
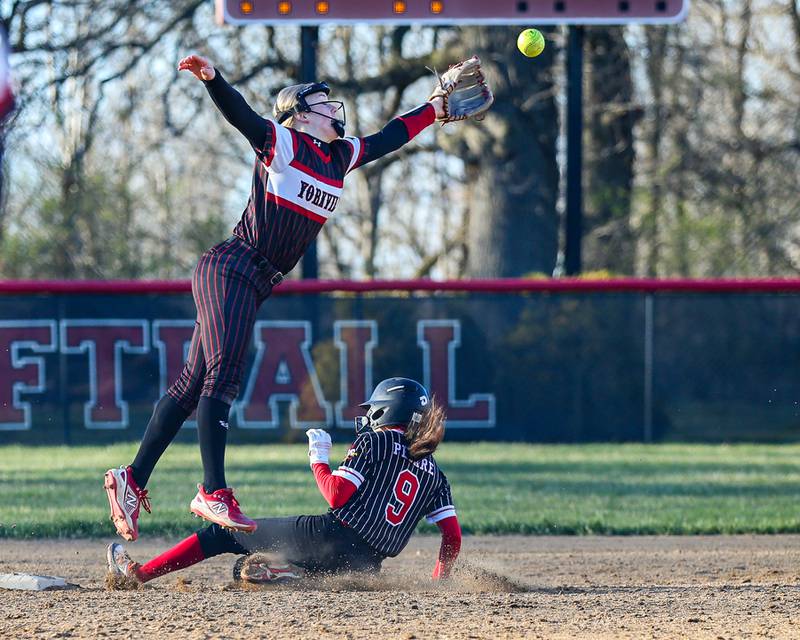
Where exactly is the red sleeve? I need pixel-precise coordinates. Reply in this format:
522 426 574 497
348 103 435 172
311 462 358 509
397 102 436 139
432 515 462 579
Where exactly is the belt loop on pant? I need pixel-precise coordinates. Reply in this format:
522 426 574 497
254 255 283 287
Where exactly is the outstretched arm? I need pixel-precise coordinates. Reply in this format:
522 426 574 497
432 515 462 579
178 55 270 153
347 97 444 172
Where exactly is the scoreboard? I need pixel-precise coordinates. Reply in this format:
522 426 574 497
216 0 689 25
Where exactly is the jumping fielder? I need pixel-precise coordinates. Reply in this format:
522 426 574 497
103 54 492 540
107 378 462 583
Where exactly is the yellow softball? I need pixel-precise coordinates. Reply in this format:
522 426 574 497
517 28 545 58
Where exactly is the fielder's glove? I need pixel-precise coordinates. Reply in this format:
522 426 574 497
306 428 332 466
428 55 494 123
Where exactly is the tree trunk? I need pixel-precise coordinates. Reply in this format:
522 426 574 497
454 27 559 278
583 27 639 274
643 27 668 277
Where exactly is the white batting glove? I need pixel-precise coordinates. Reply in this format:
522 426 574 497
306 429 332 466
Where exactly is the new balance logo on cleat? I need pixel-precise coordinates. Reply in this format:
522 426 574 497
104 466 151 542
124 488 139 514
189 484 257 533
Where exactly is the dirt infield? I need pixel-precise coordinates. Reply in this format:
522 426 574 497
1 535 799 639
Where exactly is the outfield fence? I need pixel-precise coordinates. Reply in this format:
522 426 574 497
1 278 799 444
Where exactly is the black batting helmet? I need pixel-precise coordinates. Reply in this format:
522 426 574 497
355 377 430 434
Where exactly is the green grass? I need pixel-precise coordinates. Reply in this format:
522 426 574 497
1 443 799 538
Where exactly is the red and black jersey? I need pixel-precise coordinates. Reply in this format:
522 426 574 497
204 72 435 275
330 429 456 558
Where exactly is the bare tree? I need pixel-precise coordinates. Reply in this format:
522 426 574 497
10 2 800 281
583 26 640 274
456 27 560 278
632 0 800 276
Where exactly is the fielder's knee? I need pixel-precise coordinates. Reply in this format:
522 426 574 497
167 366 204 413
165 386 200 415
200 375 240 406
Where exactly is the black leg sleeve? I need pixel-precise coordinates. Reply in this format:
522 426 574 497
196 523 249 558
130 395 190 488
197 396 231 493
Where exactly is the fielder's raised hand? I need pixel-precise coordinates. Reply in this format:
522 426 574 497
178 55 216 81
428 96 446 120
306 429 332 466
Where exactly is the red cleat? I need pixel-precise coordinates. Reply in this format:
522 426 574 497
103 466 151 542
190 484 257 533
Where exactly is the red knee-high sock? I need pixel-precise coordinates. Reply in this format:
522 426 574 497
136 533 206 583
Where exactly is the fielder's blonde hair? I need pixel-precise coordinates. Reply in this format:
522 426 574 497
273 83 317 128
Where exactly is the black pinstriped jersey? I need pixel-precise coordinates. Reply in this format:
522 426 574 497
331 429 456 557
203 72 435 275
234 119 358 275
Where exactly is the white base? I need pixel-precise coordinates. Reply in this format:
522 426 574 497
0 573 79 591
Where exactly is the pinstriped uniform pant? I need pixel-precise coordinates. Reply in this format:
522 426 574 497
166 236 276 411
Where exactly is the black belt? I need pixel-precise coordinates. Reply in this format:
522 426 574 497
255 258 284 287
231 237 284 286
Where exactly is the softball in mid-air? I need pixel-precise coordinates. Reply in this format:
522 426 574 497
517 28 545 58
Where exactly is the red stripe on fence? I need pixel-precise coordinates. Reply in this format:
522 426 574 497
2 278 800 295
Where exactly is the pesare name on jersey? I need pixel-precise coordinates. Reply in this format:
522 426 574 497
392 441 437 476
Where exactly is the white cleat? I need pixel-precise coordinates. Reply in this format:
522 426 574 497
103 466 151 542
106 542 141 581
233 555 303 584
